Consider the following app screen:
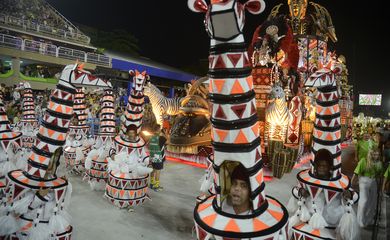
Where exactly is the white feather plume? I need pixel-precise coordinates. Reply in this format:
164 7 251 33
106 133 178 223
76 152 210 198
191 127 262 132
287 196 299 215
75 147 84 162
49 213 69 234
13 191 34 215
63 181 73 209
28 223 52 240
336 201 360 240
0 212 19 235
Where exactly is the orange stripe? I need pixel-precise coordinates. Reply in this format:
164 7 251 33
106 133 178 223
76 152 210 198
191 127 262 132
213 79 225 93
197 203 212 212
246 76 253 89
224 219 240 232
230 79 244 94
255 171 263 185
251 122 259 136
235 130 248 144
268 209 283 221
215 129 228 142
203 213 217 227
311 229 320 236
253 218 268 231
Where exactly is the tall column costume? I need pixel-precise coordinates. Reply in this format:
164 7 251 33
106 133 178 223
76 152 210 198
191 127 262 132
64 87 91 174
288 60 359 240
0 63 111 240
188 0 289 239
16 82 39 149
84 88 116 190
105 70 152 209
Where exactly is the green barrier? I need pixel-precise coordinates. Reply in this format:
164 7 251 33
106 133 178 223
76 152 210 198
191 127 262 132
0 70 14 78
19 72 58 84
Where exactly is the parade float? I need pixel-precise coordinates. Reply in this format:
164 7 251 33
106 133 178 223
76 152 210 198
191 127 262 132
104 70 152 209
247 0 355 179
249 9 303 178
84 88 116 190
189 0 289 239
0 63 111 240
145 78 212 167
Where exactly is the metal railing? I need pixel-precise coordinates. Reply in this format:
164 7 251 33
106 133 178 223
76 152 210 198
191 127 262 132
58 46 87 61
0 33 111 67
0 14 90 44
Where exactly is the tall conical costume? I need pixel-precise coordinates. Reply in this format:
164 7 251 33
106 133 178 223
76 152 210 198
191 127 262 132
188 0 289 239
64 87 91 174
288 59 359 240
0 63 111 239
0 88 22 201
16 82 39 149
84 88 116 190
105 70 152 208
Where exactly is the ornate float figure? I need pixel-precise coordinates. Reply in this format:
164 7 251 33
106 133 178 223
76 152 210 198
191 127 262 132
288 59 359 240
188 0 289 239
64 87 91 174
249 14 300 165
105 70 152 209
0 63 111 239
84 88 116 190
15 82 39 149
144 83 182 126
146 78 212 165
265 83 289 142
167 77 212 159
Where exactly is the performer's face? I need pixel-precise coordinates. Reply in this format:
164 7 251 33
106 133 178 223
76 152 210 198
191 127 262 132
127 130 137 141
229 179 250 207
316 160 331 179
363 133 371 141
370 150 380 161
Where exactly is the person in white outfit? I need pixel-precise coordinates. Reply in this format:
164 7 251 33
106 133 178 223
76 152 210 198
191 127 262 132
351 147 383 228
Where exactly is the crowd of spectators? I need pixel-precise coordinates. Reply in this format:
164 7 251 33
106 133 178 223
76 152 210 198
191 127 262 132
22 65 55 78
0 0 82 37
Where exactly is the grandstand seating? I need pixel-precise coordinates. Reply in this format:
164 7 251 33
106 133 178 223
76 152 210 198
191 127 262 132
0 0 90 44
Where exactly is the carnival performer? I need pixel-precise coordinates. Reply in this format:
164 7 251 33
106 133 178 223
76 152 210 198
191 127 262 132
355 133 377 163
0 91 22 200
288 57 359 240
351 147 383 228
105 70 152 211
149 128 167 191
221 164 252 215
189 0 289 239
84 88 116 190
64 87 93 174
0 63 111 239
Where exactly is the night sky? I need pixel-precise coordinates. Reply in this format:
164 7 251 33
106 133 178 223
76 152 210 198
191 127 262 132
46 0 389 117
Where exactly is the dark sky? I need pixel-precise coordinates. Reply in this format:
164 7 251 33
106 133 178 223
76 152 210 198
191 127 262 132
46 0 389 117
